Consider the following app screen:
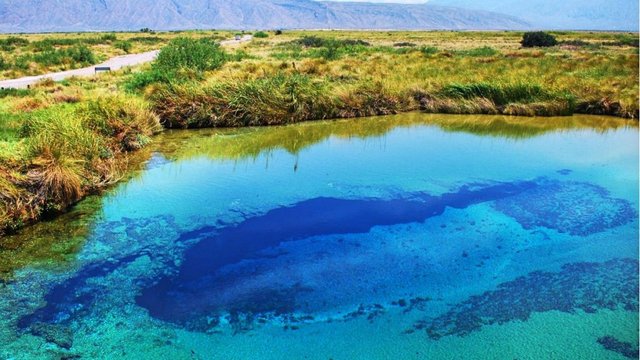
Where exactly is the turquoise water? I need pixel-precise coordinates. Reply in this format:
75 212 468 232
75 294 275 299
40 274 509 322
0 113 638 359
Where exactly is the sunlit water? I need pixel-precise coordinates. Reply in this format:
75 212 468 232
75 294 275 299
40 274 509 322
0 113 638 359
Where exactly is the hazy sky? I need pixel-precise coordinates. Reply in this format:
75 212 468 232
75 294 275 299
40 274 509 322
322 0 429 3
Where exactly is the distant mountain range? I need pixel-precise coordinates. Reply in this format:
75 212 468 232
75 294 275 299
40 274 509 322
0 0 529 33
431 0 639 31
0 0 636 33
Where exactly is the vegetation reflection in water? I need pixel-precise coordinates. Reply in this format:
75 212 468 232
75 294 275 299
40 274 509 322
0 112 637 360
154 112 637 162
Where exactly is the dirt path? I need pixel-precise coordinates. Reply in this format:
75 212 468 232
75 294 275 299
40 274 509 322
0 35 252 89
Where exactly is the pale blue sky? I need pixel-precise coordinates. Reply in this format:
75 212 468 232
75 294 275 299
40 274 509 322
322 0 429 3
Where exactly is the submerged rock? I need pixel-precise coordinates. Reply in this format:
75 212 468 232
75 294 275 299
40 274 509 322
494 179 636 236
414 258 639 339
29 322 73 349
597 335 639 359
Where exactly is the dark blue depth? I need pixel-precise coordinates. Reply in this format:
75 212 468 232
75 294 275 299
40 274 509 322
135 180 536 326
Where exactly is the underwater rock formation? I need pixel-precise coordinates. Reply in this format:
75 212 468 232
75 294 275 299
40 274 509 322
415 258 639 339
597 335 639 359
494 180 636 236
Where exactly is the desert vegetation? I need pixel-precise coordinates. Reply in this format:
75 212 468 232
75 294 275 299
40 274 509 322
0 29 638 234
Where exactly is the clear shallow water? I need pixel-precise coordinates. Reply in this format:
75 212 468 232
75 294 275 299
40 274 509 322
0 113 638 359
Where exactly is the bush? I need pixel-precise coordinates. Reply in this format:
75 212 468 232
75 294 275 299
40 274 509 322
294 36 370 48
0 36 29 51
254 31 269 38
67 45 96 64
155 37 226 73
420 46 438 56
130 36 162 44
521 32 558 48
458 46 499 57
275 30 283 35
123 68 175 92
0 36 29 47
0 55 7 70
123 37 228 91
611 34 639 47
0 88 31 98
101 33 117 42
115 41 132 53
394 42 416 47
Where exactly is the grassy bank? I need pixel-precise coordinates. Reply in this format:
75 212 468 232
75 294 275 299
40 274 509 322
0 90 161 235
0 30 638 235
135 31 638 121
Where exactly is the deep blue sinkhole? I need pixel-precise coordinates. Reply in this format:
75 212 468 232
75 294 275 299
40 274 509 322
18 176 637 333
134 180 537 326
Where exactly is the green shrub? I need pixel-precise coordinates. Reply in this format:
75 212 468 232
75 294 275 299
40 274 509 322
275 30 283 35
155 37 226 73
33 48 65 66
101 33 117 42
0 56 7 71
0 88 31 99
254 31 269 38
294 36 370 48
14 55 30 70
420 46 438 56
0 36 29 47
31 45 97 65
67 45 96 64
130 36 162 44
123 68 175 92
319 44 340 60
115 41 133 53
561 39 590 47
394 42 416 47
521 32 558 47
611 34 639 47
458 46 499 57
0 37 29 51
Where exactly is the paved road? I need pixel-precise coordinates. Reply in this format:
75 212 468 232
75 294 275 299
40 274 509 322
0 35 252 89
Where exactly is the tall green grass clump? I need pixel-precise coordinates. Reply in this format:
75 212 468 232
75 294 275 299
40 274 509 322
152 73 335 128
125 37 227 91
0 55 8 70
420 46 439 56
440 83 554 105
0 37 29 51
115 40 132 53
79 96 162 152
457 46 499 57
1 96 162 231
21 107 104 210
430 82 576 116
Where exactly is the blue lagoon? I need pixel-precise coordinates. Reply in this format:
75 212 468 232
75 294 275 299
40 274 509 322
0 113 638 359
